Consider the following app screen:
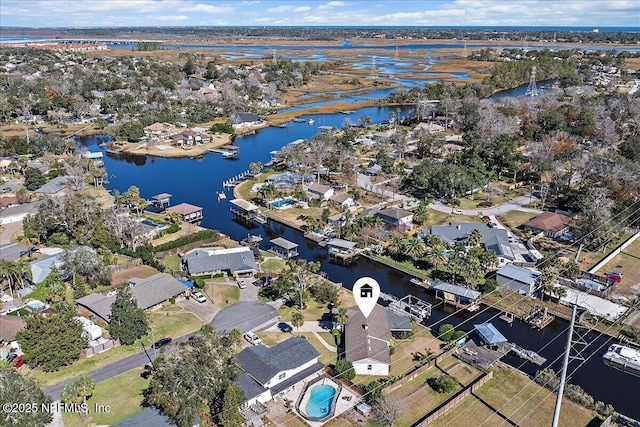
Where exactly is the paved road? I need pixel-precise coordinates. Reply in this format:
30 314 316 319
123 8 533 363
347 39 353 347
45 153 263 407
428 194 542 216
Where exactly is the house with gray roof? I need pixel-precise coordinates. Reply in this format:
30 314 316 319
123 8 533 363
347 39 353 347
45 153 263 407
345 305 392 376
420 222 515 266
373 207 413 230
306 183 334 200
184 246 258 278
29 251 66 284
76 273 187 323
432 282 481 310
496 264 541 296
34 176 83 196
235 337 322 407
231 113 263 129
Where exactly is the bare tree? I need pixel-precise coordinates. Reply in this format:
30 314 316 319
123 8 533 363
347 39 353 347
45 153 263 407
373 395 401 426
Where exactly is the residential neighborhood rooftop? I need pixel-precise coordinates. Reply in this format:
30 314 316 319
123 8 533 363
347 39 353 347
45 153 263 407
524 211 573 233
167 202 202 215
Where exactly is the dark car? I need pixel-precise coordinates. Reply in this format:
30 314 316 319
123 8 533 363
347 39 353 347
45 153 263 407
153 337 172 349
5 353 18 361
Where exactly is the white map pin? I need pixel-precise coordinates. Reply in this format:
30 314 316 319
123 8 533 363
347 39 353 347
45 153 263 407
353 277 380 319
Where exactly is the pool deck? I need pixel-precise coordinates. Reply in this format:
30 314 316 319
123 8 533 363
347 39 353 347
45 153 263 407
268 375 359 427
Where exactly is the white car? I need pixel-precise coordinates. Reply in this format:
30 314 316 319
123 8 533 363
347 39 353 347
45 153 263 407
453 209 464 215
244 332 262 346
192 292 206 303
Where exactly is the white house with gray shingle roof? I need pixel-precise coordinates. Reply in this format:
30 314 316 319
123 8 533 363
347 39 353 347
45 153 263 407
184 246 258 278
345 305 391 376
235 337 322 407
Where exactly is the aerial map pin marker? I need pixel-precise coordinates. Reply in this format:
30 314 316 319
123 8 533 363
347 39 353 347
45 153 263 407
353 277 380 319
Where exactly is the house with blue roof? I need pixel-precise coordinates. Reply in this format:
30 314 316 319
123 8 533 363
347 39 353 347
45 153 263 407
496 264 541 296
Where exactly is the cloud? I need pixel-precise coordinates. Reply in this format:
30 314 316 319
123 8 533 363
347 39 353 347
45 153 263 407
178 3 234 14
317 1 346 11
267 5 294 13
293 6 311 13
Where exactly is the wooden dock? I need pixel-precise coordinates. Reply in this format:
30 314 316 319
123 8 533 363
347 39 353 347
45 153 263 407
510 344 547 365
525 306 554 329
457 340 511 370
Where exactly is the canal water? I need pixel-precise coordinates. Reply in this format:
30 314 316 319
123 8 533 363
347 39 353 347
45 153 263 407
78 103 640 418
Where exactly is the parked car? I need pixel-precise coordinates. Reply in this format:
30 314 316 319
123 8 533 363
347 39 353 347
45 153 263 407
605 271 623 282
244 332 262 346
153 337 173 349
488 222 498 228
453 209 464 215
12 356 25 369
5 353 18 361
192 292 206 303
237 280 247 289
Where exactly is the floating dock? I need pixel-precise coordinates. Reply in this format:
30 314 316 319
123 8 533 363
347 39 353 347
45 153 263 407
510 344 547 365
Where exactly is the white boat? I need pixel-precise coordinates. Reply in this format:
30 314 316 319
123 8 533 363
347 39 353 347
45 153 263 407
602 344 640 377
308 119 315 125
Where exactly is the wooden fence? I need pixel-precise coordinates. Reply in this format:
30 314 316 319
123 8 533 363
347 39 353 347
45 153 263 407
108 258 142 273
384 347 458 395
413 370 494 426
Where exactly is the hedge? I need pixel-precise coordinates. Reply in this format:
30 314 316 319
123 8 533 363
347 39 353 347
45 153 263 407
153 229 220 253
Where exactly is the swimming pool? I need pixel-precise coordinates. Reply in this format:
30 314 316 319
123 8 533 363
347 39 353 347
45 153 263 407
304 384 336 419
26 300 46 311
270 198 296 208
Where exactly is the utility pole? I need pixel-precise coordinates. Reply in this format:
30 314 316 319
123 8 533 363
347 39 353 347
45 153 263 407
552 305 577 427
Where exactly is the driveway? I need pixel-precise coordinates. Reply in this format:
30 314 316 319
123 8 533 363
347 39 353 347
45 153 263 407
177 296 218 324
211 301 279 333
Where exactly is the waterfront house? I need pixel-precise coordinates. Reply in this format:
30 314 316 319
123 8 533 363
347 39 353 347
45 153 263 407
327 213 346 228
167 202 203 224
34 175 83 196
184 247 259 278
269 238 299 259
76 273 187 323
432 282 481 310
236 336 322 408
143 122 181 140
231 113 263 129
345 305 392 376
373 207 413 230
306 183 334 200
523 211 574 239
420 222 515 266
496 264 541 296
329 192 354 208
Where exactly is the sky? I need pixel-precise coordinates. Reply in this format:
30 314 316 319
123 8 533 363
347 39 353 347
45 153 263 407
1 0 639 28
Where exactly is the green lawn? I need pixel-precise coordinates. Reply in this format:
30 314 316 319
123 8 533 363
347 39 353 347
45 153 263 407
261 258 287 275
370 254 431 279
28 312 201 388
61 367 150 427
429 368 596 427
497 210 538 229
162 254 181 271
206 283 240 306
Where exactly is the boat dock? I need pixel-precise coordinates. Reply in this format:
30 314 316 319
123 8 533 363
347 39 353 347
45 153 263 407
410 277 432 289
385 294 432 322
499 312 515 324
240 234 263 247
525 306 554 329
510 344 547 365
223 170 252 189
457 340 512 370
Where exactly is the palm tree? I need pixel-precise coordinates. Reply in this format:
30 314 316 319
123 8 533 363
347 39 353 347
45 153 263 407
403 237 427 259
425 248 448 271
258 183 278 204
413 202 430 225
335 306 349 331
291 312 304 336
537 267 560 301
468 228 483 247
386 236 406 257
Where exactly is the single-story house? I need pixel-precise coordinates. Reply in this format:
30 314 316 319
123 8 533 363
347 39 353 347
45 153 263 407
327 213 346 227
496 264 541 296
523 212 574 239
420 222 514 266
306 183 334 200
0 201 41 225
236 336 322 407
345 305 392 376
29 251 66 284
231 113 263 129
143 123 181 140
373 207 413 229
184 246 259 278
413 122 445 133
266 172 314 190
0 315 26 342
167 202 203 224
75 273 187 323
329 192 354 208
34 175 83 195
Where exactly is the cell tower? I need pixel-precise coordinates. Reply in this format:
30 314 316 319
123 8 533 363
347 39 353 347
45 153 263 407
526 66 539 97
462 40 467 58
370 56 378 80
394 45 400 62
272 49 277 64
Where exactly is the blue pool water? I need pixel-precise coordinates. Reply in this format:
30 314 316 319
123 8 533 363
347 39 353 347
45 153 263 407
141 219 156 226
270 198 296 208
26 300 46 310
304 384 336 419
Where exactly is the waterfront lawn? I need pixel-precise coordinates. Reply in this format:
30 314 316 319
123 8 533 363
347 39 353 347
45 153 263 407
261 258 287 275
267 206 326 228
206 282 240 306
162 253 181 271
149 221 204 247
214 237 241 248
593 238 640 300
438 356 482 386
28 312 201 388
453 368 596 427
371 253 431 279
389 324 442 377
61 367 149 427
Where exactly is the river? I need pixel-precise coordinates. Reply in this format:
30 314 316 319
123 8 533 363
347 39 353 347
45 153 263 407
77 102 640 420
